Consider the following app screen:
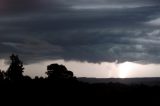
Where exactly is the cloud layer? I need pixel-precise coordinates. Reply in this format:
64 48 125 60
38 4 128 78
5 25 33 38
0 0 160 64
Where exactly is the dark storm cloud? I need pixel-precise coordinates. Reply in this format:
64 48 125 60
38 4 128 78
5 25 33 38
1 0 160 64
0 0 68 14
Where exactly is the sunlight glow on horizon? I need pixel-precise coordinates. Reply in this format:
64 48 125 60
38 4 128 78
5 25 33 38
118 62 135 78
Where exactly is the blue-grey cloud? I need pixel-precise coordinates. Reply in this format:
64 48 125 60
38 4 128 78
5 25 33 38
0 0 160 64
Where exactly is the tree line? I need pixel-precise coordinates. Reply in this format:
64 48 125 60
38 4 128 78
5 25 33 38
0 54 77 81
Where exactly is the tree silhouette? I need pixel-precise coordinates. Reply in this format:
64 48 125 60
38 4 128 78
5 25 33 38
0 70 5 80
6 54 24 80
46 64 75 80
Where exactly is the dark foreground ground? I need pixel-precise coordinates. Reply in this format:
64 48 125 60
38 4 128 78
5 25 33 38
1 80 160 106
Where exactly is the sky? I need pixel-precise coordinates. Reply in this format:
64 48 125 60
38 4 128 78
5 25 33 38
1 0 160 78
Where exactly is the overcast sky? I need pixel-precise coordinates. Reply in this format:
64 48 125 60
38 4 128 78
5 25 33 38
1 0 160 78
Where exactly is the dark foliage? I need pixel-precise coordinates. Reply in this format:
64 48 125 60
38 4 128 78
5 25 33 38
5 54 24 80
0 70 5 80
46 64 76 81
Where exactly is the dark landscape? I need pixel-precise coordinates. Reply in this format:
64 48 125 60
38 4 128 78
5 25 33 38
78 77 160 86
1 54 160 105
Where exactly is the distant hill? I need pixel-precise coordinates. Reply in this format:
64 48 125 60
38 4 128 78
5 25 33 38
78 77 160 86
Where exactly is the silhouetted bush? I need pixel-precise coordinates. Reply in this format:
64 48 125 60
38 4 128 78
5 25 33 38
23 75 32 80
46 63 76 81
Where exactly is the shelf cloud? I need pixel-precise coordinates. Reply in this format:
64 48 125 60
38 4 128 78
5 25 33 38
0 0 160 64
